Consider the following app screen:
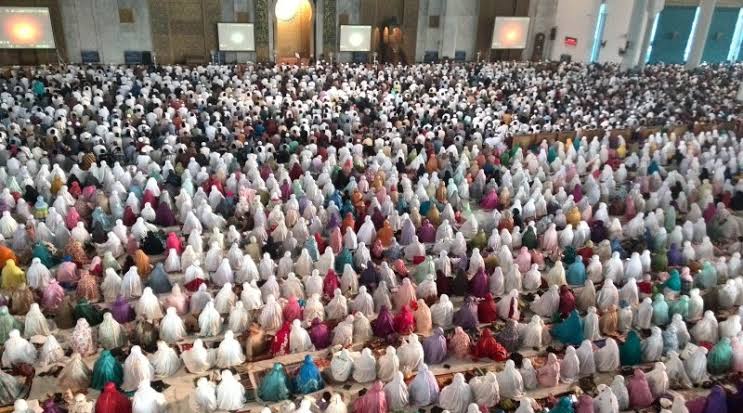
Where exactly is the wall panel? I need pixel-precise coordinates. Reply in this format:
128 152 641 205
648 5 697 64
701 7 740 63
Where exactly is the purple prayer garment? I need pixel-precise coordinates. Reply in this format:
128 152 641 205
155 202 177 226
704 385 727 413
469 268 488 298
627 369 654 409
453 296 478 330
110 296 135 323
686 397 707 413
422 327 448 364
417 220 436 243
668 243 684 266
400 221 415 245
309 318 331 349
727 380 743 412
576 394 594 413
41 398 66 413
372 305 395 337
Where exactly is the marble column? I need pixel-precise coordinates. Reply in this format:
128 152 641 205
620 0 647 69
638 0 665 68
686 0 718 68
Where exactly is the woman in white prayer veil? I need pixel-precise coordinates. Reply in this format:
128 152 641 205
191 377 217 413
303 269 323 298
120 267 143 299
521 315 544 349
514 397 536 413
159 307 187 344
329 349 354 382
530 284 559 317
610 375 629 411
377 346 399 382
260 275 280 302
409 362 439 407
373 281 393 313
236 254 259 284
645 362 669 399
216 330 245 368
594 383 619 413
469 371 499 407
519 358 538 390
332 315 354 347
340 265 359 295
216 370 245 411
545 260 566 286
26 258 51 290
670 314 690 346
326 288 348 321
228 301 250 334
325 393 347 413
620 277 640 306
642 326 664 362
431 294 454 328
684 346 708 385
101 268 122 303
351 286 374 317
132 380 167 413
181 339 213 374
352 312 373 343
289 320 314 353
198 301 223 337
497 289 520 321
241 281 263 311
595 338 620 372
356 216 376 246
398 334 424 373
635 297 654 330
575 340 596 376
214 283 236 314
584 307 602 340
258 294 283 333
164 248 181 273
282 274 305 300
38 334 65 367
596 279 619 312
304 293 325 323
690 310 718 343
23 303 49 337
671 393 689 413
497 360 524 399
560 346 580 383
148 341 180 378
577 279 596 311
352 348 377 383
316 248 334 276
99 312 127 349
384 371 409 410
2 330 36 367
439 373 472 413
665 351 692 389
58 352 91 392
135 287 163 321
122 346 154 392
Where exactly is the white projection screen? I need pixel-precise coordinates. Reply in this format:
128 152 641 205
491 17 530 49
218 23 255 51
339 25 372 52
0 7 55 49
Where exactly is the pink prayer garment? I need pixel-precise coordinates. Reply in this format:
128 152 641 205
282 296 303 323
575 394 594 413
353 381 388 413
537 353 561 388
323 270 340 299
627 368 654 409
166 232 182 253
449 327 472 358
42 280 65 311
329 227 343 254
65 207 80 230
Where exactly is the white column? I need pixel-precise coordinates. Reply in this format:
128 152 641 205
686 0 718 68
638 0 665 68
621 0 648 69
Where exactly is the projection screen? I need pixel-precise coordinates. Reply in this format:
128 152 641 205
217 23 255 51
339 25 372 52
0 7 55 49
491 17 530 49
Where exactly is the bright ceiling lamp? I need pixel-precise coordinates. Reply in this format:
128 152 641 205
275 0 299 21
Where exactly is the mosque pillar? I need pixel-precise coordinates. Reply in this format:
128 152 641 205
637 0 665 68
620 0 648 70
686 0 718 68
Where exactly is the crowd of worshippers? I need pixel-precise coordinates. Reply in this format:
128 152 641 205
0 60 740 413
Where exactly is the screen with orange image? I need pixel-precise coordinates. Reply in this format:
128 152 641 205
0 7 55 49
491 17 530 49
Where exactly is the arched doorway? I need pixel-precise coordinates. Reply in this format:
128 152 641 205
274 0 313 64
